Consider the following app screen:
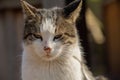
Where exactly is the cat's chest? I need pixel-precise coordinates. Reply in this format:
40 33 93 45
22 57 82 80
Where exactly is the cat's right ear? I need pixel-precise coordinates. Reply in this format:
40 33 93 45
20 0 37 17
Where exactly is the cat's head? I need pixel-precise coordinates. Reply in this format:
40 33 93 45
21 0 82 61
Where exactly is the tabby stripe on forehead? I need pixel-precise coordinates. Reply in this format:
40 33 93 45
24 23 40 39
53 10 58 23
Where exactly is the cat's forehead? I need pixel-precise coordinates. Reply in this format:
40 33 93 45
38 8 61 21
37 8 61 33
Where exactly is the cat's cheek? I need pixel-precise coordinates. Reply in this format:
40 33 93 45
52 43 63 56
32 40 44 56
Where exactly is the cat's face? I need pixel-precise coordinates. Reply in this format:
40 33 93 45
21 0 82 61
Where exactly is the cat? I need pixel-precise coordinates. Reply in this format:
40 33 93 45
20 0 106 80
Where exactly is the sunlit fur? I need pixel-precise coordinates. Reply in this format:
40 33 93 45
21 0 97 80
22 7 84 80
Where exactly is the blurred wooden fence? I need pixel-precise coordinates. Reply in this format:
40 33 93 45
104 0 120 79
0 9 23 80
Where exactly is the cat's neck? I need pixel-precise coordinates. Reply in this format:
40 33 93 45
22 44 84 80
22 44 95 80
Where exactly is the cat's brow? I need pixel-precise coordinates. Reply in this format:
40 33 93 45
24 18 41 40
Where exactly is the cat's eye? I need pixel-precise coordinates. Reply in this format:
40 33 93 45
53 34 63 41
33 34 43 41
25 33 43 41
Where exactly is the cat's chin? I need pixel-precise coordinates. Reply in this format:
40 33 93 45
41 55 58 61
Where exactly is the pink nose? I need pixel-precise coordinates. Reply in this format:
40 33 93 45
44 46 51 54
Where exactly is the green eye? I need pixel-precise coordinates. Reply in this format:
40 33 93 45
53 34 63 41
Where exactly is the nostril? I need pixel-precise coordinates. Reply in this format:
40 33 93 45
44 46 51 53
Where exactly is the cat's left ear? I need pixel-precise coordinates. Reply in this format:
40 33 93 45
20 0 37 17
63 0 82 23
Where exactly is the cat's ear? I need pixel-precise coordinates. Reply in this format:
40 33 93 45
63 0 82 23
20 0 37 17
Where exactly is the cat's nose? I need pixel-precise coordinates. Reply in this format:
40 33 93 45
44 46 51 54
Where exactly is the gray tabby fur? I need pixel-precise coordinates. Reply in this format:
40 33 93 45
21 0 107 80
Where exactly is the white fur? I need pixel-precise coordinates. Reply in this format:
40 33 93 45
22 18 84 80
22 44 84 80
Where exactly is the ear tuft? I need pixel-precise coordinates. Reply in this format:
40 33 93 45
20 0 37 17
63 0 82 23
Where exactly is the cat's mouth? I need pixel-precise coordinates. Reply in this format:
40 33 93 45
45 55 51 58
43 53 53 59
42 53 57 61
42 55 54 61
